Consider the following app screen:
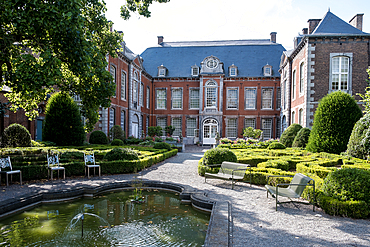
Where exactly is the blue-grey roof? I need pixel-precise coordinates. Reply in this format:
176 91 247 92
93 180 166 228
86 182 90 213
312 11 368 35
140 40 286 78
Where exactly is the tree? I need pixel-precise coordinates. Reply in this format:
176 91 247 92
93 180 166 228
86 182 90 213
120 0 170 20
43 92 85 146
0 0 122 131
279 123 302 147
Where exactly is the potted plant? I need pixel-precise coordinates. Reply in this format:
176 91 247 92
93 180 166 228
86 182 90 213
165 125 175 137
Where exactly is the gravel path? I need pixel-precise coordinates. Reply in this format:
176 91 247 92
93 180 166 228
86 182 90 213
1 146 370 246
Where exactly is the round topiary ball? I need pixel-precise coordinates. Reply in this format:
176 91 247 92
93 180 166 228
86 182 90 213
346 113 370 159
89 130 108 144
203 148 237 166
267 142 286 149
1 123 32 148
153 142 171 151
279 123 302 147
111 138 124 146
292 127 311 148
104 147 139 161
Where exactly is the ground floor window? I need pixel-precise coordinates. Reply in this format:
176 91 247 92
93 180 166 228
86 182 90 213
244 118 256 129
261 118 272 140
157 117 167 136
171 117 182 137
226 118 237 138
120 110 125 134
186 118 197 137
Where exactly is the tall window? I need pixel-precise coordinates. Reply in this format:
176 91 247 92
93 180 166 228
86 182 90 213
109 108 115 128
227 88 238 109
261 118 272 140
110 65 116 97
276 117 281 139
146 86 150 109
261 88 273 109
226 118 237 138
331 56 349 91
191 66 199 76
171 117 182 136
205 81 217 108
186 118 197 137
298 108 303 125
171 88 183 109
121 110 125 133
299 62 304 94
156 89 166 109
157 117 166 136
245 88 256 109
245 118 256 129
276 87 281 110
189 88 200 109
140 83 144 106
292 70 296 99
291 111 295 124
121 71 126 100
283 80 286 109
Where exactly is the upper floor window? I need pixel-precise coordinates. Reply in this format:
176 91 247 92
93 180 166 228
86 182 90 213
191 65 199 76
140 83 144 106
146 86 150 109
263 64 272 76
158 65 167 77
292 70 296 99
110 65 116 97
331 55 351 91
134 71 139 80
156 88 166 109
261 88 273 109
205 81 217 108
121 70 126 100
133 81 138 106
189 88 200 109
227 88 238 109
206 58 218 69
229 64 237 77
276 87 281 110
171 88 183 109
245 88 256 109
299 62 304 94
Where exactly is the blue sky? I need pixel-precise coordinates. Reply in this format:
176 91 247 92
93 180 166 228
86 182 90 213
104 0 370 54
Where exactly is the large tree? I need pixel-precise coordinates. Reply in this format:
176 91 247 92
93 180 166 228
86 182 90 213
120 0 170 20
0 0 122 131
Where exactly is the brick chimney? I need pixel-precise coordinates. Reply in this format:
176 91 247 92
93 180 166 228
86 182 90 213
308 19 321 34
302 28 308 35
349 14 364 31
157 36 164 45
270 32 277 43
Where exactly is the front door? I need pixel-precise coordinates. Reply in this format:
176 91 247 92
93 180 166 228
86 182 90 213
203 119 218 145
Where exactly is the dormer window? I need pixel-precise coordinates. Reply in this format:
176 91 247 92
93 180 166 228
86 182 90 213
158 65 167 77
191 65 199 77
263 64 272 76
206 58 218 69
229 64 237 77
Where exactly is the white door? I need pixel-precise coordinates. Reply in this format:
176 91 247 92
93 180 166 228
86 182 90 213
133 123 139 138
203 119 218 144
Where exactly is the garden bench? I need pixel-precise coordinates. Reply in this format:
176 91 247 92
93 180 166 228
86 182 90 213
47 154 65 180
204 161 251 189
0 156 22 186
265 173 315 211
84 153 100 178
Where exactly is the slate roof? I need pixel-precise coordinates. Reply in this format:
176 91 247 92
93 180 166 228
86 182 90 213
140 40 285 78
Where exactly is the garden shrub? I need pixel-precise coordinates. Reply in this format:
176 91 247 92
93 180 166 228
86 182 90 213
109 125 125 142
203 148 237 166
42 92 85 146
243 127 262 139
346 113 370 160
111 139 124 146
306 91 362 154
317 194 369 218
89 130 108 144
292 127 311 148
125 136 142 145
148 126 163 137
0 123 31 148
267 142 286 149
104 147 139 161
279 123 302 147
153 142 171 151
257 159 290 171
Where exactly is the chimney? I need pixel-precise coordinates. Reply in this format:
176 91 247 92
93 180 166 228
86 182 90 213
349 14 364 31
157 36 164 45
308 19 321 34
270 32 277 43
302 28 308 35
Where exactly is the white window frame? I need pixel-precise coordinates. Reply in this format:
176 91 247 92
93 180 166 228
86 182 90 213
171 117 182 137
227 87 238 110
245 118 256 129
261 87 273 110
292 70 296 100
109 107 115 128
146 86 150 109
261 118 272 140
121 70 126 101
140 83 144 106
226 118 237 138
291 111 295 124
120 110 125 133
229 65 237 77
205 80 217 108
133 71 139 105
299 61 304 95
263 65 272 76
245 87 257 110
191 66 199 77
159 68 166 77
110 65 116 98
276 87 281 110
298 108 303 126
157 117 167 136
186 118 197 137
329 53 353 93
156 88 167 110
171 88 183 110
189 88 200 109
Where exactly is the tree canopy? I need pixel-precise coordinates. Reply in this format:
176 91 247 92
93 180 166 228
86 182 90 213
0 0 122 131
120 0 170 20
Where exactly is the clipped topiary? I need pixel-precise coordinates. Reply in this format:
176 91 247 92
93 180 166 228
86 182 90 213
111 138 124 146
1 123 31 148
104 147 139 161
153 142 171 151
203 148 237 166
43 92 85 146
306 91 362 154
89 130 108 144
346 113 370 159
109 125 125 142
292 127 311 148
267 142 286 149
279 123 302 147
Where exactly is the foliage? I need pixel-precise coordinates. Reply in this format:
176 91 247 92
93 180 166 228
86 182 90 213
267 142 286 150
292 128 311 148
0 123 31 148
111 139 124 146
125 136 142 145
279 123 302 147
153 142 171 151
42 92 85 146
243 127 262 139
154 137 163 142
165 125 175 136
306 91 362 154
358 67 370 113
346 114 370 159
220 138 233 144
0 0 122 131
104 147 139 161
109 125 125 142
89 131 108 145
120 0 170 20
148 126 163 137
165 137 175 141
203 148 237 166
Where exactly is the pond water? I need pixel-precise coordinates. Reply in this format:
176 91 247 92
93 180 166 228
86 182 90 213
0 190 210 246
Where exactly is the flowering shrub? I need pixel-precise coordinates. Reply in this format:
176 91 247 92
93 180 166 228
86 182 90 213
220 138 233 144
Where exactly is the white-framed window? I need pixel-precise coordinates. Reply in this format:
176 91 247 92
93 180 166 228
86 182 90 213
205 80 217 108
133 71 138 106
263 64 272 76
140 83 144 106
171 117 182 137
206 58 218 69
330 54 352 92
157 117 167 136
110 65 116 97
171 88 183 109
146 116 149 134
229 64 237 77
276 87 281 110
261 118 272 140
226 118 237 138
109 108 115 128
261 88 273 109
156 88 166 109
245 87 256 109
186 118 197 137
282 80 286 109
189 88 200 109
191 65 199 76
245 118 256 129
121 70 126 100
146 86 150 109
291 111 295 124
299 62 304 94
227 88 238 109
276 117 281 139
298 108 303 125
292 70 296 100
121 110 125 133
158 65 167 77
